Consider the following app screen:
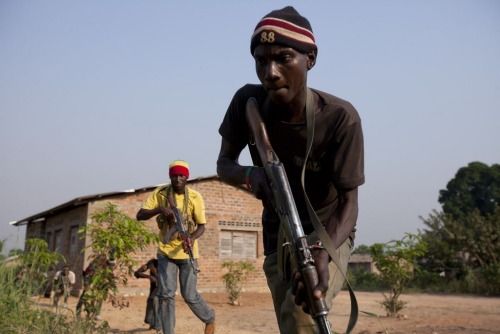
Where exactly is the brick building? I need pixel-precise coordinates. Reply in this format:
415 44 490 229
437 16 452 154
13 176 268 296
347 254 378 274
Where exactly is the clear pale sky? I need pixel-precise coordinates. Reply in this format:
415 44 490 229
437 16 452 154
1 1 499 254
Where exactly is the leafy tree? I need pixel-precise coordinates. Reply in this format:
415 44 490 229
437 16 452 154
419 210 469 279
79 202 158 318
420 207 500 293
352 244 371 255
439 162 500 220
370 233 426 316
420 162 500 293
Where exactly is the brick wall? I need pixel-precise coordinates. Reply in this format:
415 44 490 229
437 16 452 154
25 177 269 297
188 179 267 293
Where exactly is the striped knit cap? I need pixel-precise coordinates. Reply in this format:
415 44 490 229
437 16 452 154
250 6 316 55
169 160 189 179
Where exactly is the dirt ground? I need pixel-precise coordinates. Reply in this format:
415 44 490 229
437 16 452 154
40 291 500 334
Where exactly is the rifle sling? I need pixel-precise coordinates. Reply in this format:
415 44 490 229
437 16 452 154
164 185 190 243
302 88 358 334
166 185 189 218
262 89 358 333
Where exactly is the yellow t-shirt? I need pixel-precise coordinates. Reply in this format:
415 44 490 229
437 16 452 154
141 184 206 259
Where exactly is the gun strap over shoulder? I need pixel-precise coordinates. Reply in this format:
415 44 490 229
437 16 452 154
302 88 358 334
166 185 189 218
163 185 191 242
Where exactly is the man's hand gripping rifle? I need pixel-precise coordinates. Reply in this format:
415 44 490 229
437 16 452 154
245 98 333 334
167 197 201 275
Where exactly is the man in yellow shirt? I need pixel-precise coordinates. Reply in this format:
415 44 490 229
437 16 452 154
136 160 215 334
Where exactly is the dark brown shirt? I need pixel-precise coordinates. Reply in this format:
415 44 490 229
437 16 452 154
219 84 365 255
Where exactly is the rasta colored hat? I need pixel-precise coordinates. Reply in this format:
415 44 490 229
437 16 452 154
169 160 189 179
250 6 316 55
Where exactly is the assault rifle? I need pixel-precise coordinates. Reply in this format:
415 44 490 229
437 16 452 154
245 97 333 334
167 196 201 275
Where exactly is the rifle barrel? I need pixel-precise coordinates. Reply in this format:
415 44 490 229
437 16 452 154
245 97 333 334
172 208 200 275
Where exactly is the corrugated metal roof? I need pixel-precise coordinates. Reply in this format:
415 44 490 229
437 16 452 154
11 175 220 226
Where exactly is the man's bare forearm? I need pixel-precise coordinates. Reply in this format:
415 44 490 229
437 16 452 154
326 188 359 249
216 140 249 186
190 224 205 240
136 207 162 221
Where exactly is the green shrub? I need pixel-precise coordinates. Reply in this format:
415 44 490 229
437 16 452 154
410 269 447 292
477 264 500 295
221 260 256 304
77 202 158 319
0 241 109 334
379 297 407 317
370 234 426 316
347 268 388 291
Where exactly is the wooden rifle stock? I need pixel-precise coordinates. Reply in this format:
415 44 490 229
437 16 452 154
245 98 333 334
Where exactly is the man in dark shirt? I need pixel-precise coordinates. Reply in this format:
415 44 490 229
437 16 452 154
217 6 364 334
134 258 161 332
